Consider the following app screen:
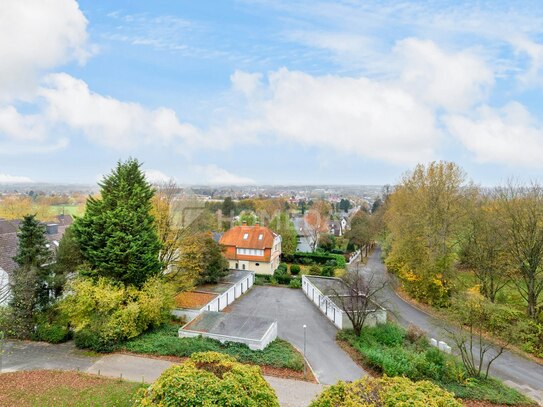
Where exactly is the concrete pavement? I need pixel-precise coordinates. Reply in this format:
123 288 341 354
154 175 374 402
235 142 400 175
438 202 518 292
228 285 367 385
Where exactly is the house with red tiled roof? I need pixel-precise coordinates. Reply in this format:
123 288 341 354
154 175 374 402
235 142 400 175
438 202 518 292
219 223 281 275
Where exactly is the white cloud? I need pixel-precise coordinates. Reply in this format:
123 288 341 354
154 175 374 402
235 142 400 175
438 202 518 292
395 38 494 111
0 0 93 100
192 165 256 185
220 68 440 165
445 102 543 167
144 169 173 184
0 173 33 183
231 70 263 97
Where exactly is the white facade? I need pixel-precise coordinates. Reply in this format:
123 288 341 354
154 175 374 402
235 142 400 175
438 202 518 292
302 275 386 330
0 267 9 306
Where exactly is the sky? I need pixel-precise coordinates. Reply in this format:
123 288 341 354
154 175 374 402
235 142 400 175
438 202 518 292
2 0 543 186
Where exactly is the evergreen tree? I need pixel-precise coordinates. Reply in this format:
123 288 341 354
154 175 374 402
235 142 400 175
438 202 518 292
9 215 51 337
198 234 229 284
73 159 163 287
51 226 83 297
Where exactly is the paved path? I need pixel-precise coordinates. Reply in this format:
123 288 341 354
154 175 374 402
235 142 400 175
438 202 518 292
228 285 366 385
363 247 543 405
1 341 324 407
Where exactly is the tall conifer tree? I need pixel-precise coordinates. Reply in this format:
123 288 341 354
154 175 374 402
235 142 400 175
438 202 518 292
73 159 163 287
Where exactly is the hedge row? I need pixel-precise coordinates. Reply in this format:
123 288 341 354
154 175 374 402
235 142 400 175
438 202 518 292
282 251 346 267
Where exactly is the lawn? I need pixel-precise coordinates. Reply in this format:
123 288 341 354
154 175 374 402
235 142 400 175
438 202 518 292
338 324 534 406
0 370 143 407
121 324 305 371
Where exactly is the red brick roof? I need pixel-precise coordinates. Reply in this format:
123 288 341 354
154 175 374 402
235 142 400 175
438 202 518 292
219 224 277 249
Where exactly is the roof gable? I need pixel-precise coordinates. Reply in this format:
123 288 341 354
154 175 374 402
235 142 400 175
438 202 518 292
219 225 277 249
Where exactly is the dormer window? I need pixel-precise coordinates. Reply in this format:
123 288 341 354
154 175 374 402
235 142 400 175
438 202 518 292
258 234 263 240
243 233 249 240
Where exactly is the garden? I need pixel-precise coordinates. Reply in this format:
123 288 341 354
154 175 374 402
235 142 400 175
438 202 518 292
337 323 535 406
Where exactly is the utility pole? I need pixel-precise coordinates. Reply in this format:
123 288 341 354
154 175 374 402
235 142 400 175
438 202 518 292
303 324 307 379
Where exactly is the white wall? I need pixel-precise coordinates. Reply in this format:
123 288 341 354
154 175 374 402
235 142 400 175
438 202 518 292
0 267 10 306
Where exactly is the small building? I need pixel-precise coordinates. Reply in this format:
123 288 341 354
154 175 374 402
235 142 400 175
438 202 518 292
172 269 255 322
219 223 281 275
179 311 277 351
302 275 386 330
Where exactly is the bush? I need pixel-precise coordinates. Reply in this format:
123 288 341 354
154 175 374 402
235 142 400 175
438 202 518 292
277 262 288 273
33 322 71 344
309 265 321 275
134 351 280 406
254 275 269 286
321 266 335 277
290 264 301 275
273 267 291 285
289 278 302 289
283 252 346 268
62 276 174 352
310 376 461 407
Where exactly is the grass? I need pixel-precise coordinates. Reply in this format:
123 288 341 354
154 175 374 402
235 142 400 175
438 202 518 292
121 324 305 371
338 324 534 405
0 370 143 407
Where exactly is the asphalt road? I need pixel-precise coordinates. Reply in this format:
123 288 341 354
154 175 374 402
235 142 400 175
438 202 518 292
228 285 366 385
362 247 543 403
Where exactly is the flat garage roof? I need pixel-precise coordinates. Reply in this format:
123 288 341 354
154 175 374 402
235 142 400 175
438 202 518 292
182 311 275 341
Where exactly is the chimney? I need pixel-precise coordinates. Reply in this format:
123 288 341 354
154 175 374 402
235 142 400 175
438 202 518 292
242 221 247 226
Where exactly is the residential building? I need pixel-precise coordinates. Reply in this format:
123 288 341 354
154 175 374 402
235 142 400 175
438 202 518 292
219 223 281 275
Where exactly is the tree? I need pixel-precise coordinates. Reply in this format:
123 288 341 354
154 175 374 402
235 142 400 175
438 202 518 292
460 195 509 302
317 233 336 252
221 197 235 217
255 198 286 225
442 292 520 378
235 211 258 226
384 162 469 306
305 200 331 251
497 183 543 319
9 215 51 337
346 210 373 255
331 266 388 336
338 198 351 212
50 226 83 298
173 233 229 287
269 212 298 255
72 159 163 288
371 198 383 214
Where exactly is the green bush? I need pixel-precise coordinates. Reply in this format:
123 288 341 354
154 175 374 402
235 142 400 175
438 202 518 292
361 323 405 347
290 264 301 275
135 351 279 406
310 376 462 407
283 252 346 268
122 325 305 371
321 266 335 277
33 322 71 344
254 275 269 285
278 262 288 273
62 276 174 352
273 268 291 285
309 265 321 275
289 278 302 289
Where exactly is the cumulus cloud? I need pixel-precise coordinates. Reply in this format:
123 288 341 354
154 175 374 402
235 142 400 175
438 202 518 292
226 68 440 165
445 102 543 167
0 0 93 100
0 173 33 183
144 169 173 184
395 38 494 111
192 165 255 185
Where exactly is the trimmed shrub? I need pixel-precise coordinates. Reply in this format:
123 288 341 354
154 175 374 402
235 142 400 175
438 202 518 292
289 278 302 289
290 264 301 275
33 322 71 344
283 252 346 268
310 376 462 407
134 351 280 406
278 262 288 273
309 265 321 275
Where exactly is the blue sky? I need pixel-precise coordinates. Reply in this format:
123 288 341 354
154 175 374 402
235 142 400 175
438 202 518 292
2 1 543 186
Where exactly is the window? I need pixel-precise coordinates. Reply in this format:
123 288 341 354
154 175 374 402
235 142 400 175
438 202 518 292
243 233 249 239
255 263 260 266
258 234 263 240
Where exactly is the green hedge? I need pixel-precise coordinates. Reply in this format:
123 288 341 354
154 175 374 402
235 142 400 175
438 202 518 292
122 324 305 371
283 252 347 268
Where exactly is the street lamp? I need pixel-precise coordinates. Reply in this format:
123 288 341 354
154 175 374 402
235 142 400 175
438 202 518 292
303 324 307 379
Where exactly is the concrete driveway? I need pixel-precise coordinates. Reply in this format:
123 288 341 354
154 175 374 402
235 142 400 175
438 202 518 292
228 285 366 385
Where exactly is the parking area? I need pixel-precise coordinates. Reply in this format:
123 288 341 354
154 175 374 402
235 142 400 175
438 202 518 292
228 285 366 385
